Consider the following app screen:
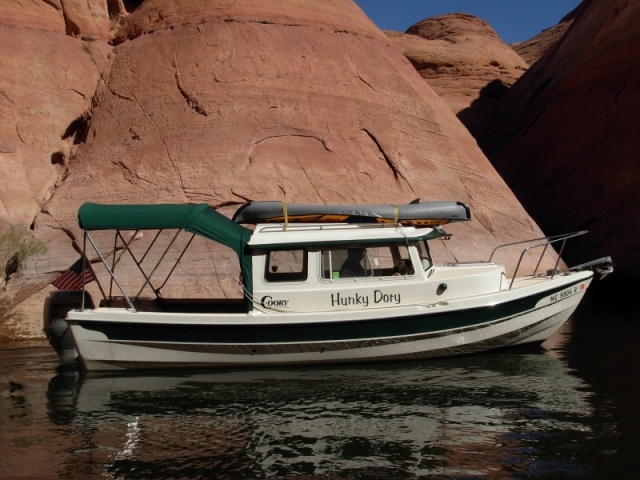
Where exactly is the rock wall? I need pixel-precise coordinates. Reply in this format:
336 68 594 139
386 14 528 138
0 1 113 227
510 6 581 65
0 0 123 337
480 0 639 301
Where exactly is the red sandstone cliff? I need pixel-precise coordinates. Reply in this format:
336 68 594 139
0 1 114 227
510 7 580 65
386 14 528 138
479 0 639 301
0 0 548 338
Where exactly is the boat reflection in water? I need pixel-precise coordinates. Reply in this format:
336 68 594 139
46 331 599 479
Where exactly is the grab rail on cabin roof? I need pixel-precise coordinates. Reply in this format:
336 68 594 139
487 230 588 289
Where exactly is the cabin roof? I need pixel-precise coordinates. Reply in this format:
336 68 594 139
247 223 447 249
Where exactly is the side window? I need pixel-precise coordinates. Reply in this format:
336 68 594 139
321 245 414 279
265 250 307 282
322 249 363 279
368 246 396 274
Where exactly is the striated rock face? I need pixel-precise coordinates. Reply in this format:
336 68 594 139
0 1 140 228
480 0 640 302
386 14 528 137
510 7 580 65
58 0 116 39
3 0 554 338
510 23 571 66
0 0 139 232
1 0 123 40
0 0 121 337
0 2 112 227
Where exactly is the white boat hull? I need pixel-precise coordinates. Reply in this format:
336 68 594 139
67 272 591 371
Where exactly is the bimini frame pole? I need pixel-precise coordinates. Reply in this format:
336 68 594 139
81 232 106 310
84 230 137 311
133 229 187 298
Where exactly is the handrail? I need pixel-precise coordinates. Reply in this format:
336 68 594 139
487 230 588 289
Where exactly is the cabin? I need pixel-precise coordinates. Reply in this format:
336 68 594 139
247 223 507 314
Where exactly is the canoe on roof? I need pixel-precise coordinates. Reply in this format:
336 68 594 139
232 200 471 227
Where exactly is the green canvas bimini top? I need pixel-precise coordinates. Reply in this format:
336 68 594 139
78 203 202 230
78 203 252 253
78 202 254 294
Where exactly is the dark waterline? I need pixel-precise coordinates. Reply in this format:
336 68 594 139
1 303 638 479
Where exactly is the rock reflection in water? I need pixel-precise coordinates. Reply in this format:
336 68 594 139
39 337 598 479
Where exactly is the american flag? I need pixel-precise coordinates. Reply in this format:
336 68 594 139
52 257 96 290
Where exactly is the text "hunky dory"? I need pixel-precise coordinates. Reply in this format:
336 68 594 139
330 290 401 307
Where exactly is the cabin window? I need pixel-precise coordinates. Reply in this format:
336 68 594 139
264 250 308 282
416 240 433 271
321 245 414 279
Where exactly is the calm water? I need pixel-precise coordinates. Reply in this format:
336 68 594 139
1 303 638 479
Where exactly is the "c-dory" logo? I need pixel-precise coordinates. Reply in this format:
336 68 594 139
261 296 290 308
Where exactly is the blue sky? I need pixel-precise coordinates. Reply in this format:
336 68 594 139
353 0 582 44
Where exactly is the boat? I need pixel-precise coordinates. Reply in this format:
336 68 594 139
43 201 613 371
232 199 471 227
